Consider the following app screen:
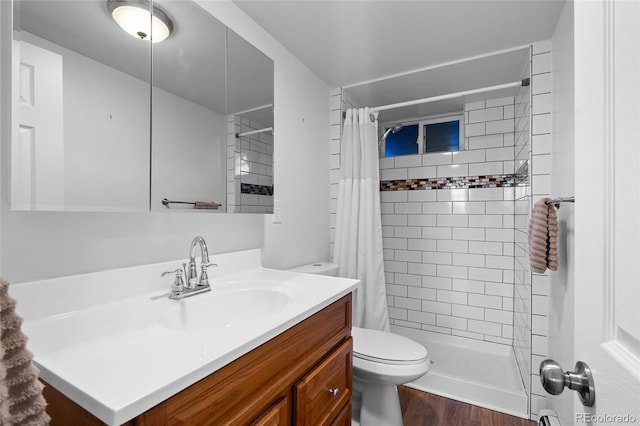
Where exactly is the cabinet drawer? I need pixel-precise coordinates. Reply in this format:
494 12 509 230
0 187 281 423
250 397 288 426
294 338 352 426
331 401 352 426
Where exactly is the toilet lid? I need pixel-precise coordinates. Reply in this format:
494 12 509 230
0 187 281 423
352 327 428 365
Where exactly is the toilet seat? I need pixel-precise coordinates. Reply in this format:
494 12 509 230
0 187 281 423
352 327 428 365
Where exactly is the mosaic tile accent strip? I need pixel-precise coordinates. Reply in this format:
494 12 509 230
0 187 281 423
241 183 274 196
380 174 520 191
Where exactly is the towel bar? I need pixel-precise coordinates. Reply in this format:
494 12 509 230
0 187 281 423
546 197 575 209
161 198 222 208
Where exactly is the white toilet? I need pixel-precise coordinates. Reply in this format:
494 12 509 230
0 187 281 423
289 263 431 426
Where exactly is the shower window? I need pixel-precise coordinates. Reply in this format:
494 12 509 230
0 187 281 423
381 113 464 157
423 114 464 153
384 124 419 156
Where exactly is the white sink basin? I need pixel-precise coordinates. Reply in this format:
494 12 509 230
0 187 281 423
158 287 289 333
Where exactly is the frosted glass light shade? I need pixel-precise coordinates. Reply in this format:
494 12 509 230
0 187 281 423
108 1 173 43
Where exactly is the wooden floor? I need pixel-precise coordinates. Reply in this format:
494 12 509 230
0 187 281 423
398 386 536 426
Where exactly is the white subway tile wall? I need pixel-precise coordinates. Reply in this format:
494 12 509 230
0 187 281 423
373 96 517 346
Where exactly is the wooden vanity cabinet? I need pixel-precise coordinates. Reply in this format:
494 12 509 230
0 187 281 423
43 294 353 426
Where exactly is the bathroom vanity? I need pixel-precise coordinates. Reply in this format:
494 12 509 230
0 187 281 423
9 249 358 425
42 295 353 425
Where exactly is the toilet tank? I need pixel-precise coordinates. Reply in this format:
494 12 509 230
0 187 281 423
288 262 339 276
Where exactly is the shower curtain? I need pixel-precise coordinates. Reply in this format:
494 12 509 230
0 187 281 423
334 108 390 331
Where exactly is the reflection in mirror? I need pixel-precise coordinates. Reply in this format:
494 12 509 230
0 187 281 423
150 0 227 212
226 29 274 213
10 0 275 214
11 0 151 211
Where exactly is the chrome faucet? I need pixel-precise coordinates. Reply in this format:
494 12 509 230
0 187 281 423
161 236 216 300
186 236 216 288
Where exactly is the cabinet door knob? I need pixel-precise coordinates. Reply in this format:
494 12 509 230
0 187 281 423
328 387 340 397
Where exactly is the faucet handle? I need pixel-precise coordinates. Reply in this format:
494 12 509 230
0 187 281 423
199 262 217 287
161 269 184 296
161 268 182 277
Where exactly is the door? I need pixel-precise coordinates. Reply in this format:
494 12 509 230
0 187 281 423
574 0 640 424
11 40 64 210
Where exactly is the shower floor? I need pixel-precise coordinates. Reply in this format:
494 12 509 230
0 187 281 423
394 327 529 418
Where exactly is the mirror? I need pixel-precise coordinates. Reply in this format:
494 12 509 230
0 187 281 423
226 29 275 214
11 0 151 211
10 0 274 213
149 0 227 212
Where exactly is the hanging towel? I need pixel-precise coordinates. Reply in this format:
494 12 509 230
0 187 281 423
528 198 559 273
194 201 220 210
0 279 50 426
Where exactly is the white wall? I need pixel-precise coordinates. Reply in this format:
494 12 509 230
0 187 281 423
0 0 331 282
547 2 575 425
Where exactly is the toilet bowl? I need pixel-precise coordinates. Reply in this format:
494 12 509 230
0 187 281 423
289 262 431 426
351 326 430 426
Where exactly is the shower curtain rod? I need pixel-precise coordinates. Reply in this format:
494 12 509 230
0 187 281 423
234 104 273 116
236 126 273 138
372 78 530 114
343 78 530 122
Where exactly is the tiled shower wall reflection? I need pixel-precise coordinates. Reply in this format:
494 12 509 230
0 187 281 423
226 116 274 213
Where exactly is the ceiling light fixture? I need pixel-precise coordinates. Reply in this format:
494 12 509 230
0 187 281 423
107 0 174 43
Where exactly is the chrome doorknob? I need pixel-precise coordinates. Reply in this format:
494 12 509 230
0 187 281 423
539 359 595 407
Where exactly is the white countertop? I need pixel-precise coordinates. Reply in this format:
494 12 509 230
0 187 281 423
10 249 359 425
